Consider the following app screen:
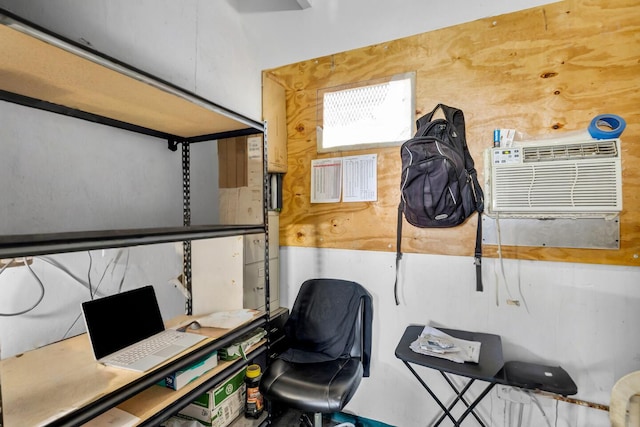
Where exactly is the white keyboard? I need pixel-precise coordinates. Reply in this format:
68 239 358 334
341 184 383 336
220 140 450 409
104 330 184 366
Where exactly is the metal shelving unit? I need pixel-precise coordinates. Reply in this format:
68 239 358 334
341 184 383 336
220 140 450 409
0 7 271 427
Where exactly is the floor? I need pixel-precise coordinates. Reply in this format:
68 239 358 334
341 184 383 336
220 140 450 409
270 408 329 427
270 408 356 427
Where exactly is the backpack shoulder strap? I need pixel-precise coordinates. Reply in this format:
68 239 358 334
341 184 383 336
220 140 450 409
475 211 483 292
440 104 466 141
440 105 484 291
394 200 403 305
439 104 478 173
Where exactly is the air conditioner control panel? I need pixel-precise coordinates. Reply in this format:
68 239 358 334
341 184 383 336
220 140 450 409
491 147 522 165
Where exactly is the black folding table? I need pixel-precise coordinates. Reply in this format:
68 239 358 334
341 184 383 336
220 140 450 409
395 325 506 426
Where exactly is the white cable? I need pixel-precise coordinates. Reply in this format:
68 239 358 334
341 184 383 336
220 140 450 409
62 312 84 339
495 215 514 301
527 391 553 427
62 251 98 339
93 248 129 296
494 215 514 306
0 258 15 274
87 251 94 298
503 395 508 427
37 255 104 297
517 273 530 314
495 215 530 312
62 249 130 339
0 257 45 316
115 249 130 293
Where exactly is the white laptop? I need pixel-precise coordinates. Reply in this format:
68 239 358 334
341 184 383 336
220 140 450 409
82 285 206 372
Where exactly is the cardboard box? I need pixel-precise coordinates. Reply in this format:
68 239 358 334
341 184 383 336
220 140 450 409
178 367 246 427
218 328 266 361
162 351 218 391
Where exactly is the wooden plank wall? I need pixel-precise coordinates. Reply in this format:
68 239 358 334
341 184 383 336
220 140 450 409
264 0 640 267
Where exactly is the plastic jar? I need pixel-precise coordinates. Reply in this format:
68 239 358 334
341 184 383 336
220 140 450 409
244 364 264 418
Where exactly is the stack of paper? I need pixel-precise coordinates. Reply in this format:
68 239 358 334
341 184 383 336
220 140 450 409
410 326 481 364
196 309 255 329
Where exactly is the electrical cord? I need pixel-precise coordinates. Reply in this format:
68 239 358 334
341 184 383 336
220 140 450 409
37 255 103 297
527 390 553 427
0 258 46 316
62 251 100 339
37 255 108 299
0 258 13 275
88 251 94 299
494 214 529 312
62 249 130 339
115 249 130 293
93 249 128 297
495 214 515 303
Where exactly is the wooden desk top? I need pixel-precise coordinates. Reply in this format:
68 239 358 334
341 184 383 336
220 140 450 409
0 312 263 426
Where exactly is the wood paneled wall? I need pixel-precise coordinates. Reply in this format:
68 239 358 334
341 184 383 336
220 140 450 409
264 0 640 267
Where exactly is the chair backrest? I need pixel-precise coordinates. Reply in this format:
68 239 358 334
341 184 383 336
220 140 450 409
281 278 373 377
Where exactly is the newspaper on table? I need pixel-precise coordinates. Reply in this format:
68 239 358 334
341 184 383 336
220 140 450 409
410 326 481 364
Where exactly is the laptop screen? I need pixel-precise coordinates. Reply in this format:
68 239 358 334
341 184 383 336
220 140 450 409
82 285 166 360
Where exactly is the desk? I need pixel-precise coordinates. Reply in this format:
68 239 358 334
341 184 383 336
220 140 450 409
0 314 266 426
395 325 505 426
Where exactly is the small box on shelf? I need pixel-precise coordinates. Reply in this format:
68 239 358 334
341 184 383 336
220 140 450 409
218 328 266 361
160 351 218 391
177 367 246 427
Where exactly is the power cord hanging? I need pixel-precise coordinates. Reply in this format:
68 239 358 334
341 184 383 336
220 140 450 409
494 215 529 312
0 258 45 316
62 249 130 339
526 390 554 427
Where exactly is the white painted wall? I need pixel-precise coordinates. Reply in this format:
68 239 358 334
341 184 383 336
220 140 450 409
0 244 186 358
282 247 640 426
2 1 637 427
233 0 559 70
0 102 184 234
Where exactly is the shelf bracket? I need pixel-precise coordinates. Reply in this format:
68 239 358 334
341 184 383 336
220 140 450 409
167 138 181 152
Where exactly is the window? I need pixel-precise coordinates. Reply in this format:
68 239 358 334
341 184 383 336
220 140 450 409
317 72 415 152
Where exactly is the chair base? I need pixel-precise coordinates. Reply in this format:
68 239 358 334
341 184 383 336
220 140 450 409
299 412 356 427
300 412 323 427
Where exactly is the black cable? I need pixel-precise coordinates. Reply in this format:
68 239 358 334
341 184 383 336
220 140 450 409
87 251 94 299
117 249 130 293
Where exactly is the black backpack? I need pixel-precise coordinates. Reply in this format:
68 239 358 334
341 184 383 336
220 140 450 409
395 104 484 304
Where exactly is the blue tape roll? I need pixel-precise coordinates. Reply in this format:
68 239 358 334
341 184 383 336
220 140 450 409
588 114 626 139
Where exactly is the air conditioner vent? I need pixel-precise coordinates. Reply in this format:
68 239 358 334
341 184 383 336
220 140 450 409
522 140 618 162
485 138 622 218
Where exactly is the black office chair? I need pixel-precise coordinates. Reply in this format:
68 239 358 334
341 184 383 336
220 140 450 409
260 278 373 427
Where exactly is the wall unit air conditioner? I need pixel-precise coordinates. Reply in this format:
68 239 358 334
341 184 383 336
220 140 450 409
484 138 622 219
